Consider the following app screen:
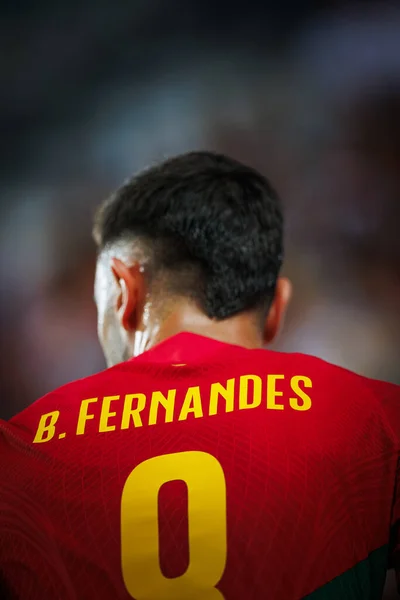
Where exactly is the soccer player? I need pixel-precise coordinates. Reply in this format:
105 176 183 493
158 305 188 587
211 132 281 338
0 151 399 600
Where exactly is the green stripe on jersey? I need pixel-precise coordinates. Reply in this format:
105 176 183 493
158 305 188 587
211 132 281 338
304 545 388 600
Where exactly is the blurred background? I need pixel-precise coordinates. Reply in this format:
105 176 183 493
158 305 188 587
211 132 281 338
1 0 399 420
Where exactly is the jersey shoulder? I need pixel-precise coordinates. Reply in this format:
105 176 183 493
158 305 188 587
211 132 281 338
314 355 400 434
0 362 143 487
256 347 400 436
7 359 144 425
265 347 399 396
359 374 400 446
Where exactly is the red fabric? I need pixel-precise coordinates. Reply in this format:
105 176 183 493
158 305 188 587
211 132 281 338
0 333 399 600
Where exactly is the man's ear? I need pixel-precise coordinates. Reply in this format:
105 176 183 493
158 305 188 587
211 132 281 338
263 277 292 344
110 258 142 332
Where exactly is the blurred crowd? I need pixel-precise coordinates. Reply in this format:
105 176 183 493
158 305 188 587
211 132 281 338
1 1 399 419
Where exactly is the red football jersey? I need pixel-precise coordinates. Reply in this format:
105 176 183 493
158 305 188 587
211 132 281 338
0 332 399 600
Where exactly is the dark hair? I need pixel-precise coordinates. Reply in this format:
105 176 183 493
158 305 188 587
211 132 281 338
93 151 283 319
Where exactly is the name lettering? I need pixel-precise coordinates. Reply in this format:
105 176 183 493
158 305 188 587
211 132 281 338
32 374 313 443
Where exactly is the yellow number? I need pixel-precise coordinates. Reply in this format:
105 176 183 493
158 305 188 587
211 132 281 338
121 451 227 600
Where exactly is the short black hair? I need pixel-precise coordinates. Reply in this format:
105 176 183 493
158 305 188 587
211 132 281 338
93 151 283 319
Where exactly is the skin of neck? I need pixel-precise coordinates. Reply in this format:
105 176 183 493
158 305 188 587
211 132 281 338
132 298 265 357
97 253 290 362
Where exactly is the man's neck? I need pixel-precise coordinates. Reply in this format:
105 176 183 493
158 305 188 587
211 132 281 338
143 303 264 354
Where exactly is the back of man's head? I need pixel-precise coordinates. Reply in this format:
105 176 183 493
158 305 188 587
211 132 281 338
93 151 284 321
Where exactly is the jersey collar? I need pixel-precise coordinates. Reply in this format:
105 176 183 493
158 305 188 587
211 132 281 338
132 332 239 365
